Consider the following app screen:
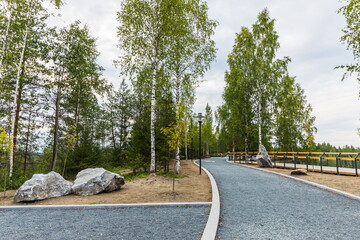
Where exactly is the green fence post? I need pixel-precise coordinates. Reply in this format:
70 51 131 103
336 153 341 175
294 152 298 169
306 153 310 171
320 153 325 173
283 152 287 168
355 153 360 177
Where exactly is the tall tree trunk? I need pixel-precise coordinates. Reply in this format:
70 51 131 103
13 80 23 156
51 86 61 171
150 72 156 173
175 76 181 174
185 129 188 160
245 112 249 161
9 26 28 179
0 2 12 83
62 88 80 176
258 96 262 148
23 107 33 176
190 118 193 159
73 88 81 138
206 141 209 156
110 112 117 150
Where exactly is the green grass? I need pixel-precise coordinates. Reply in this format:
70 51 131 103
106 166 133 176
157 171 187 178
123 172 150 181
123 171 187 181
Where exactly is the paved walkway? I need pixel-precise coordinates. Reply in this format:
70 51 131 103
0 204 209 240
202 157 360 239
234 160 359 175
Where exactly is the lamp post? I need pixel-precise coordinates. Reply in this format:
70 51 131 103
197 112 203 175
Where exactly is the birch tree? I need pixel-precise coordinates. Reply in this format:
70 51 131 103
250 9 281 148
117 0 169 172
117 0 214 172
220 26 257 154
219 9 316 153
2 0 53 180
164 0 216 173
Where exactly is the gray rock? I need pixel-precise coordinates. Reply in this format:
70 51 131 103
291 169 308 175
256 145 273 168
72 168 125 196
14 171 73 202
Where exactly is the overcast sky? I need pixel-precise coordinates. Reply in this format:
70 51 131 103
49 0 360 147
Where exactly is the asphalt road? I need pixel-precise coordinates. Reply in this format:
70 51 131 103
0 204 209 240
201 157 360 239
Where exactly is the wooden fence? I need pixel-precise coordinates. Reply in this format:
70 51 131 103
228 151 360 176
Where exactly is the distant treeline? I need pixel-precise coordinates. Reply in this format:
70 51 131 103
312 142 360 153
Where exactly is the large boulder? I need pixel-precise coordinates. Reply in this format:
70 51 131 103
256 145 273 168
72 168 125 196
14 171 72 202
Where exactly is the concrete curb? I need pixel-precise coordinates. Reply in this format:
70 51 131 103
226 160 360 202
0 202 212 210
193 160 220 240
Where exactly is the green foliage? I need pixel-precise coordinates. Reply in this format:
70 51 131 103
338 0 360 95
217 9 316 153
312 142 360 153
117 0 216 172
0 128 12 153
157 171 187 178
274 76 317 151
202 103 215 155
123 172 149 181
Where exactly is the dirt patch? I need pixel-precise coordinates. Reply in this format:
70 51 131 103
239 162 360 197
0 160 211 206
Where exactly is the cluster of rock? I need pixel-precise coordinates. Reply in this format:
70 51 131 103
256 145 273 168
14 168 125 203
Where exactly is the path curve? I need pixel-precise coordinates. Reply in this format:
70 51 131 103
202 157 360 239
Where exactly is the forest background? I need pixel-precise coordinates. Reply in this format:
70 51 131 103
0 0 359 190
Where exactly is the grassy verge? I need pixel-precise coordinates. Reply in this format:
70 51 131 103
157 171 187 178
123 172 150 181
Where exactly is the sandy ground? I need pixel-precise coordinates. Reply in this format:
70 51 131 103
238 162 360 197
0 160 211 206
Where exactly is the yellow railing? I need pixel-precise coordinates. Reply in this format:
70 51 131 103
227 151 360 176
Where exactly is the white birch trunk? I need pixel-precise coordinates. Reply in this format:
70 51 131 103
184 129 188 160
206 141 209 156
258 94 262 148
150 74 156 173
9 25 29 179
0 3 12 83
174 75 181 174
175 145 180 174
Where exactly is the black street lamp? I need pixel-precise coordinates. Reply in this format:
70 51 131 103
197 112 203 175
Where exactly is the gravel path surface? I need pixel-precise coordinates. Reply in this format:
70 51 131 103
0 204 209 240
201 157 360 239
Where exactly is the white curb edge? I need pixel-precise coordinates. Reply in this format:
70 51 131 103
0 202 212 209
226 160 360 202
193 160 220 240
